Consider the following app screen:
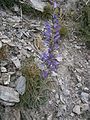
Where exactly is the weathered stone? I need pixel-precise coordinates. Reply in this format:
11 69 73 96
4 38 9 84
81 92 89 103
1 67 7 73
30 0 46 12
51 71 58 76
0 41 2 48
1 39 11 44
76 83 82 88
8 16 21 23
15 76 26 95
81 104 89 112
73 105 81 115
2 73 10 85
47 114 52 120
0 100 15 106
13 5 19 12
11 57 21 69
56 54 62 62
0 85 20 103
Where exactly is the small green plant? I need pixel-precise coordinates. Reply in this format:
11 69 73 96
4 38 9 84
42 3 53 19
75 1 90 49
60 25 68 37
0 0 19 8
0 46 7 60
20 57 49 109
22 2 52 19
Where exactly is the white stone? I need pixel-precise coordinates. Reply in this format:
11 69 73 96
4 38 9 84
83 87 89 92
0 41 2 48
1 39 11 44
51 71 58 76
56 54 62 62
14 4 19 12
47 114 52 120
55 93 59 99
1 67 7 73
70 113 74 117
0 35 8 39
0 85 20 103
81 104 89 112
11 57 21 68
30 0 46 12
2 73 11 85
15 76 26 95
73 105 81 115
76 83 82 88
81 92 89 103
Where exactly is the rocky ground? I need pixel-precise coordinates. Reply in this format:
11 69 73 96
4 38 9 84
0 0 90 120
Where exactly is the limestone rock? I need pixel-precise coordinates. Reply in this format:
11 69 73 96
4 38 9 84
1 67 7 73
2 73 11 85
0 41 2 48
81 92 89 103
73 105 81 115
29 0 46 12
11 57 21 69
0 85 20 103
15 76 26 95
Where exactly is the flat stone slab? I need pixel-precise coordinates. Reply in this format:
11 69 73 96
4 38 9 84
26 0 46 12
0 85 20 103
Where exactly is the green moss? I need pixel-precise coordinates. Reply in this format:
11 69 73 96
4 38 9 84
60 25 68 37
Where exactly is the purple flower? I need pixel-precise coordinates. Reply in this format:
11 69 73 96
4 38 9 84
40 1 62 79
54 1 57 8
54 34 60 42
41 51 49 61
54 43 59 50
42 70 48 79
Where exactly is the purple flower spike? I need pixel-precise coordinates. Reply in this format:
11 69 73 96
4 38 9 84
40 1 62 79
42 70 48 79
54 43 59 50
54 1 57 8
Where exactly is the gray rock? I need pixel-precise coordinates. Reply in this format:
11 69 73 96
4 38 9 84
11 57 21 69
81 104 89 112
81 92 89 103
30 0 46 12
0 100 15 106
15 76 26 95
76 83 82 88
1 67 7 73
83 87 89 92
1 39 11 44
0 35 8 39
2 73 11 85
47 114 52 120
13 5 19 12
0 41 2 48
73 105 81 115
8 16 21 23
0 85 20 103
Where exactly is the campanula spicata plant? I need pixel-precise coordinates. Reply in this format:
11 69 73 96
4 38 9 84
41 0 61 79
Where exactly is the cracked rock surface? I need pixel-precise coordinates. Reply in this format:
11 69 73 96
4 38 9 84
0 0 90 120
